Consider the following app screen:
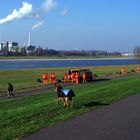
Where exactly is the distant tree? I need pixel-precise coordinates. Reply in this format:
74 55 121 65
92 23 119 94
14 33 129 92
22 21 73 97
46 49 61 56
20 47 27 56
2 44 8 56
133 46 140 59
35 47 44 56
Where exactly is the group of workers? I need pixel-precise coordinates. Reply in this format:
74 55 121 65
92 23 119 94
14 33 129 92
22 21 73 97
42 66 140 85
42 72 56 84
42 71 88 85
121 66 140 77
64 72 87 84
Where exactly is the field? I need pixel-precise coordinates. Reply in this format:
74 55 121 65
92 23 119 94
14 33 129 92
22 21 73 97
0 65 138 95
0 65 140 140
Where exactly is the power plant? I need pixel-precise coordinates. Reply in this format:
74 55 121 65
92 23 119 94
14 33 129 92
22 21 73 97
0 31 36 54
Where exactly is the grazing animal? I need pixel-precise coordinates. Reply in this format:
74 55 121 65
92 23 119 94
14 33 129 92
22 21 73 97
55 84 75 108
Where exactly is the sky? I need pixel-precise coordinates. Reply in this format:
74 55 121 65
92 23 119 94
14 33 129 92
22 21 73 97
0 0 140 52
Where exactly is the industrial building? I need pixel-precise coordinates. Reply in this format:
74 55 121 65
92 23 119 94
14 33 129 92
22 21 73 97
0 41 19 52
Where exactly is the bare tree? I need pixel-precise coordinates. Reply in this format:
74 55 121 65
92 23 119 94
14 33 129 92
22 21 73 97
133 46 140 59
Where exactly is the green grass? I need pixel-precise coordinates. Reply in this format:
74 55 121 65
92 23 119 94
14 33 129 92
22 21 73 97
0 74 140 140
0 65 139 95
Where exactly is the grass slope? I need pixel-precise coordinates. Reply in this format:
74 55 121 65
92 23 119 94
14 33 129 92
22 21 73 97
0 75 140 140
0 65 138 95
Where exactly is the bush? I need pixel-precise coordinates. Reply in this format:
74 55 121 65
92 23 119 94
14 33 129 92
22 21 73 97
131 69 135 72
94 74 98 77
37 78 42 83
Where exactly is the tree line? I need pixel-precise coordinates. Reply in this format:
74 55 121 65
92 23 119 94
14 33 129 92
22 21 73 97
0 46 122 57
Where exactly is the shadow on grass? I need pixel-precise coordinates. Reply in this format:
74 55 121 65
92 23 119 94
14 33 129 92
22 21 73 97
92 78 111 82
83 100 109 108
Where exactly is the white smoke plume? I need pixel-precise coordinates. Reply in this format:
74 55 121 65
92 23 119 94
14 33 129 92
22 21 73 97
0 0 57 24
32 21 45 30
42 0 57 13
0 2 32 24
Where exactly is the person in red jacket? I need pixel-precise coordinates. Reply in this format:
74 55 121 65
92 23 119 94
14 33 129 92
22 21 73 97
122 67 125 77
42 73 48 84
50 72 56 84
137 66 140 73
82 72 87 83
71 72 75 83
75 72 79 84
64 73 68 83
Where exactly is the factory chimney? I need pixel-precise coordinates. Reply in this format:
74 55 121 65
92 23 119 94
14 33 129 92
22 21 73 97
28 32 31 46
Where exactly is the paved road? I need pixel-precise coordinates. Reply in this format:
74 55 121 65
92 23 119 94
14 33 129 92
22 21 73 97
22 93 140 140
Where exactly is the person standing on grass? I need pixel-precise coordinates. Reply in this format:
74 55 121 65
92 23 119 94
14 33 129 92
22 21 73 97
64 73 68 83
137 66 140 73
121 67 125 77
42 73 48 84
7 83 14 98
50 72 56 84
82 72 87 83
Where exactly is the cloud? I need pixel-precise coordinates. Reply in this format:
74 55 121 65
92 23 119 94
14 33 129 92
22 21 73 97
0 0 57 24
60 8 69 16
0 0 58 25
42 0 57 13
0 2 32 24
32 21 45 30
28 0 57 19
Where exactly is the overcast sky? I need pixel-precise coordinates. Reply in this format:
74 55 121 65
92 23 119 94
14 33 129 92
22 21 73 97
0 0 140 52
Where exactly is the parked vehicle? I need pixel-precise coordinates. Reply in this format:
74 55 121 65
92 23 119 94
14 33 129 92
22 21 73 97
69 68 93 82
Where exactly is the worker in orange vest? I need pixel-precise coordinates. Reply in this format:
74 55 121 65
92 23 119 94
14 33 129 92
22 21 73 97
137 66 140 73
71 72 75 83
82 72 87 83
75 72 79 84
64 73 68 83
43 73 48 84
50 72 56 84
122 67 125 77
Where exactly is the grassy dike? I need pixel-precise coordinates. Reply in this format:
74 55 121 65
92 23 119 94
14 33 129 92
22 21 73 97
0 65 140 140
0 65 138 95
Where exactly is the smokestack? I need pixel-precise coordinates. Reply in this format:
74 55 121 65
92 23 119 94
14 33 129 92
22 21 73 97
28 32 31 46
0 25 2 43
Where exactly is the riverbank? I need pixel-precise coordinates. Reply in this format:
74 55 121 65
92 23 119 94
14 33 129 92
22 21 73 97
0 57 133 61
0 65 138 96
0 55 132 60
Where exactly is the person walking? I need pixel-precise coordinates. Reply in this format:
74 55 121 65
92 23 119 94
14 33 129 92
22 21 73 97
7 83 14 98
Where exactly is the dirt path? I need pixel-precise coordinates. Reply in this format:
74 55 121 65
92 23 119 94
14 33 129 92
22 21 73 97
0 77 111 101
0 82 76 100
